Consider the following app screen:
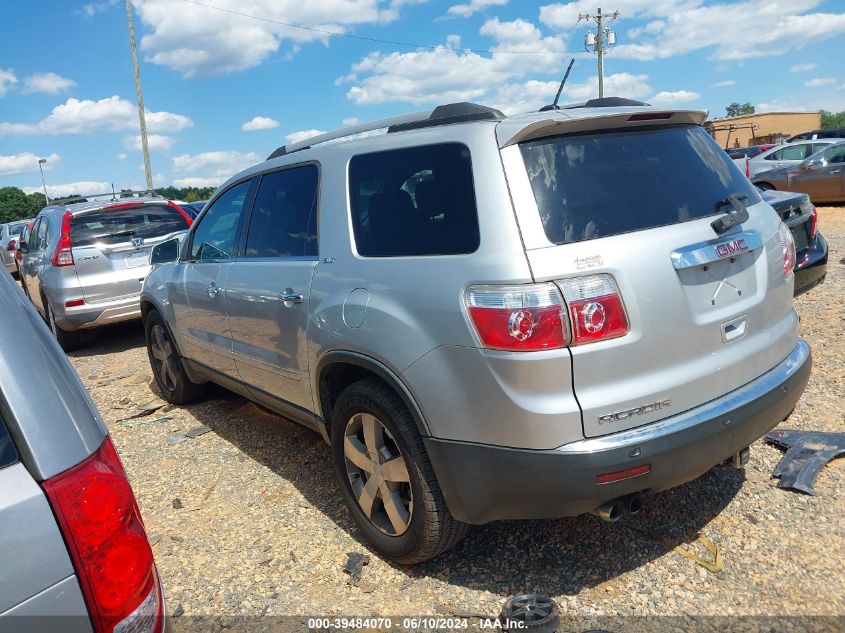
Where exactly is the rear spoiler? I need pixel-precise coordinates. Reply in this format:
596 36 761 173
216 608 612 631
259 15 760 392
496 108 708 148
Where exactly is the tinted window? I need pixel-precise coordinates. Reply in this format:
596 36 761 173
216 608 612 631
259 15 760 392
520 125 761 245
70 204 188 247
349 143 479 257
822 144 845 164
36 218 49 251
245 166 318 258
190 179 254 261
0 414 19 471
778 145 809 161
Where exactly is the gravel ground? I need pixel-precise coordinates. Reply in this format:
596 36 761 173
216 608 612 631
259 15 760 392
63 207 845 631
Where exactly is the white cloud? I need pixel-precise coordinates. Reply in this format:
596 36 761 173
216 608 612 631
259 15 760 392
171 150 261 187
241 116 279 131
0 95 193 136
343 17 566 105
342 117 360 126
649 89 701 105
124 133 175 151
711 79 736 88
447 0 508 18
541 0 845 62
133 0 412 77
23 181 110 198
0 68 17 97
118 153 128 160
22 72 76 94
0 152 60 176
81 0 118 17
286 129 327 144
790 62 817 72
805 77 836 87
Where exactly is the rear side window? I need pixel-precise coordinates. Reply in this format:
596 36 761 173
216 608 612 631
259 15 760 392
0 414 19 470
245 165 318 258
520 125 761 245
71 204 188 247
349 143 479 257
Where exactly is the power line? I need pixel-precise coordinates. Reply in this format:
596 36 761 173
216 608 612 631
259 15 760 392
176 0 581 56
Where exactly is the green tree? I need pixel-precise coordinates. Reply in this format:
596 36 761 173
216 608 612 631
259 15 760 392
725 102 755 117
0 187 43 223
820 110 845 128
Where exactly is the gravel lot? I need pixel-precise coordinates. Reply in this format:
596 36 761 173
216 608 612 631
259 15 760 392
63 207 844 631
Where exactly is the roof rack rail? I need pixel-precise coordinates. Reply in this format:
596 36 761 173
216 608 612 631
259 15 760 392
266 102 504 161
52 189 160 205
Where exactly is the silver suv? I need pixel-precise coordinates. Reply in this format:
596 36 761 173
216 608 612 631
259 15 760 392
19 193 192 351
142 100 812 563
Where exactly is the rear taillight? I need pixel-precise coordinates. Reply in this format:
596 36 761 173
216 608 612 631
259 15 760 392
43 437 162 633
745 158 750 178
809 205 817 239
465 283 568 351
6 239 16 251
778 222 796 278
51 211 74 267
168 200 193 227
558 274 629 345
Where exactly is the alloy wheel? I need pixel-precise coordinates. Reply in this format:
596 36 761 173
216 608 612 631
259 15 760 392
343 412 413 536
149 324 178 392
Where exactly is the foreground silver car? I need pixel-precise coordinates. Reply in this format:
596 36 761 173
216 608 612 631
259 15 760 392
0 271 164 632
142 99 811 563
19 194 191 351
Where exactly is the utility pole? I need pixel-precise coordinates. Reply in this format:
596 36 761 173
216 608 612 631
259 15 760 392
578 8 619 98
37 158 50 205
124 0 153 191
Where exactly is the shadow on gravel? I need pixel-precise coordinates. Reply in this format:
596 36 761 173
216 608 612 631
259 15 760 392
180 384 745 599
66 320 146 357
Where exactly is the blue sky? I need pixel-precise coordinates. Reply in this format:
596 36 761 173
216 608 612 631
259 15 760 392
2 0 845 196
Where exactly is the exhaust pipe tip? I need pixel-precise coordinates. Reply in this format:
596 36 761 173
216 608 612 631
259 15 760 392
623 493 643 516
592 499 624 523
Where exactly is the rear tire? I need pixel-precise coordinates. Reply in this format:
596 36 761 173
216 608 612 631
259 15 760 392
331 378 468 564
144 309 208 404
46 301 81 352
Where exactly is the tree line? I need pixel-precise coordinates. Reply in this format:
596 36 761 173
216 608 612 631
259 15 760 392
0 185 217 224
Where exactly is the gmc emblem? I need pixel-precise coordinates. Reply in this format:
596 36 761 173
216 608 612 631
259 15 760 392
715 238 748 258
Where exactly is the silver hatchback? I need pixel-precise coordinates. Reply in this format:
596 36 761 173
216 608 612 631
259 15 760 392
19 194 191 351
142 100 811 563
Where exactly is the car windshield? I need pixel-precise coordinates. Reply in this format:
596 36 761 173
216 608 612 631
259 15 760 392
520 124 761 245
71 204 188 247
9 223 26 236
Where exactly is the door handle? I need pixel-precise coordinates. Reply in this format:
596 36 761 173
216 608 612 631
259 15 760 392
831 169 841 174
207 283 221 298
280 289 303 304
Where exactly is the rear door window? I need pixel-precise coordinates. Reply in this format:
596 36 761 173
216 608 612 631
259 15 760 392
519 125 761 245
71 204 188 247
349 143 479 257
244 165 319 258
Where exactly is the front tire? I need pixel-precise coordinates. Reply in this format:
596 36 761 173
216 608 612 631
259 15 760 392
46 301 81 352
331 378 468 564
145 309 208 404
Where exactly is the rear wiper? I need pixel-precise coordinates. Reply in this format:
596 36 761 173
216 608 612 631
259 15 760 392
90 230 134 242
711 193 749 234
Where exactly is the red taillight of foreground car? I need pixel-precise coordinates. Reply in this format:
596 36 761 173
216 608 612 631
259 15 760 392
6 239 15 252
43 437 163 633
809 205 818 239
466 283 568 351
558 274 629 345
778 222 796 278
51 211 74 267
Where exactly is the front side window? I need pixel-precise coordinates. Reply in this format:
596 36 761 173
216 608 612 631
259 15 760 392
520 125 761 245
349 143 479 257
244 165 319 258
190 179 254 261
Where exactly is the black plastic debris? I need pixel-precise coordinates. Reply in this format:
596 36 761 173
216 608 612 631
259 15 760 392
342 552 370 583
765 429 845 495
500 594 560 632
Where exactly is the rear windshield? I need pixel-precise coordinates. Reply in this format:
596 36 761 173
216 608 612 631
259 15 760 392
520 125 761 245
71 204 188 247
0 414 19 471
9 223 27 236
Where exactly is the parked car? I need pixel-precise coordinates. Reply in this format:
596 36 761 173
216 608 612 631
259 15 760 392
175 200 207 219
753 141 845 203
142 100 811 563
724 144 775 158
748 140 838 177
18 193 192 351
0 270 165 632
757 187 827 295
1 219 32 276
787 127 845 142
13 219 34 278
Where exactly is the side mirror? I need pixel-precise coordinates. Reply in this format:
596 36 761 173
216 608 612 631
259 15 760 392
17 240 28 254
150 238 180 265
801 159 823 171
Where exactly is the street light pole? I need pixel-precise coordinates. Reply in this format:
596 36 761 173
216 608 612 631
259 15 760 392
37 158 50 205
124 0 153 191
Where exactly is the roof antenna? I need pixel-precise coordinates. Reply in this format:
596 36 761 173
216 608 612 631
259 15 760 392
540 58 575 112
111 183 117 201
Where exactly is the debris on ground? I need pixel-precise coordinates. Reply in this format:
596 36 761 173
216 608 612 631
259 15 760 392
499 594 559 633
342 552 370 584
172 498 184 509
120 414 172 427
622 523 724 573
185 425 212 439
765 429 845 495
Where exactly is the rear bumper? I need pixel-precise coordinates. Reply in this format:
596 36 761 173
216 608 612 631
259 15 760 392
54 294 142 331
794 232 827 296
425 339 811 524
